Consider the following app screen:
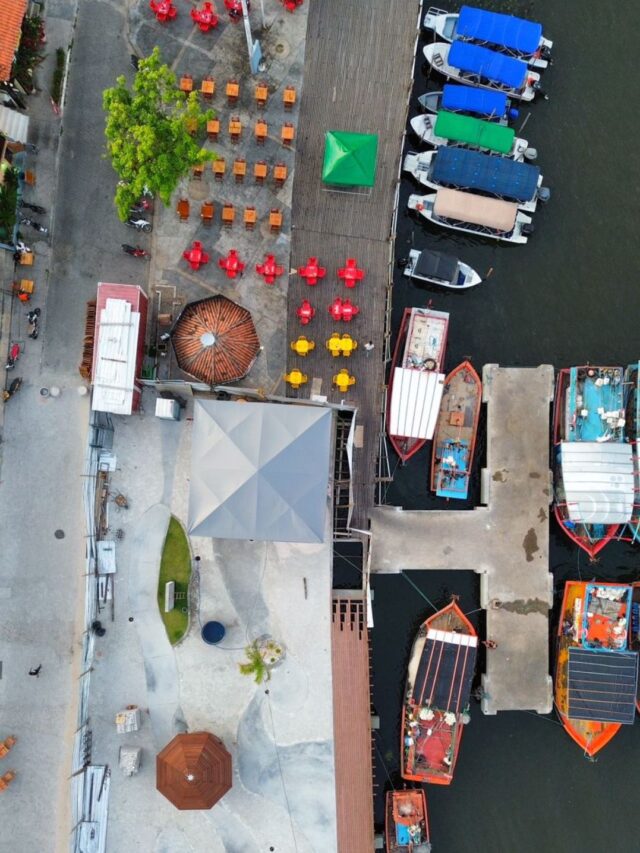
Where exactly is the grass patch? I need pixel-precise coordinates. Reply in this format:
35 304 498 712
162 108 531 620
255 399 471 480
51 47 66 106
157 516 191 645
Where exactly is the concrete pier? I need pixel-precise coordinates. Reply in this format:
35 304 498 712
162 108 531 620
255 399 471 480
370 365 555 714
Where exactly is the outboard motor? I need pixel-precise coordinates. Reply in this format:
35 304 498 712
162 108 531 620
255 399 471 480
523 147 538 162
508 106 520 122
540 46 553 62
532 80 549 101
522 223 535 237
537 186 552 204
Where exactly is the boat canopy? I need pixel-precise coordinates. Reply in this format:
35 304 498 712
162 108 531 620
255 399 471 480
448 41 528 90
457 5 543 55
412 249 458 283
568 647 638 724
560 441 635 524
389 367 444 441
432 147 540 202
413 628 478 712
441 83 508 117
433 188 518 232
434 110 514 154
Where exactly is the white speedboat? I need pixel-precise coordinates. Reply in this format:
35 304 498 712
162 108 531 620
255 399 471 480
402 248 482 289
423 42 544 102
423 5 552 70
408 189 534 244
409 112 535 162
418 84 517 125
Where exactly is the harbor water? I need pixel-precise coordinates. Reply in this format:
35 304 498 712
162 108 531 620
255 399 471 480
371 2 640 851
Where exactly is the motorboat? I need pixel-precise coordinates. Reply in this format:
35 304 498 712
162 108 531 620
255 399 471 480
402 248 482 289
409 111 535 162
423 41 544 102
403 147 549 212
431 360 482 500
408 189 534 244
423 5 552 69
385 789 431 853
418 83 518 124
387 306 449 463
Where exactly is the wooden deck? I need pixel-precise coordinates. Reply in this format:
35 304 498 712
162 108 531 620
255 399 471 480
331 597 374 853
286 0 421 529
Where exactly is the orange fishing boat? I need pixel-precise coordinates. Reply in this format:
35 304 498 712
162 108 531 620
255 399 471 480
555 580 638 757
385 789 431 853
401 600 477 785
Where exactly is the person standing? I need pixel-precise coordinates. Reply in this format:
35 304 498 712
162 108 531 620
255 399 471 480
364 340 375 356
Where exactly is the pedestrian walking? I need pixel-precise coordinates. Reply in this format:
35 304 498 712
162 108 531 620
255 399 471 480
364 340 375 356
28 665 42 677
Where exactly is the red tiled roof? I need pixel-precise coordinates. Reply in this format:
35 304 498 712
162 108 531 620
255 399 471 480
0 0 28 82
331 597 374 853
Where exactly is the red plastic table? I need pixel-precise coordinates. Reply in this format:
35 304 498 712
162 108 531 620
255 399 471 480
329 297 360 322
183 240 210 271
338 257 365 288
296 299 316 325
298 256 326 286
219 248 245 279
191 2 219 31
150 0 177 22
256 254 284 285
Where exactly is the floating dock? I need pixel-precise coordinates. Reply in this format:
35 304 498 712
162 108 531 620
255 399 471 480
370 365 555 714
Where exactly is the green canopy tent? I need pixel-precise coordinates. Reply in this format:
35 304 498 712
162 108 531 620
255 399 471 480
322 131 378 188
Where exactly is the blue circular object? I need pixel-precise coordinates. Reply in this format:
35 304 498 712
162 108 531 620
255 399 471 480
201 621 226 645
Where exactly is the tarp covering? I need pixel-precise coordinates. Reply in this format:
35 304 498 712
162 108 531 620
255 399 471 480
433 188 518 231
434 110 514 154
0 103 28 143
457 5 543 55
431 147 540 202
413 628 478 712
568 647 638 724
412 249 458 284
389 367 444 441
448 40 528 90
441 83 508 117
188 400 332 543
322 130 378 187
560 442 635 524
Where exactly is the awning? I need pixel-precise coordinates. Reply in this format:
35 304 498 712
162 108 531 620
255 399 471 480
389 367 444 441
434 188 518 231
91 295 141 416
568 647 638 724
0 104 28 144
432 147 540 203
560 441 635 524
412 249 458 283
448 40 528 90
413 628 478 712
322 130 378 187
441 83 508 118
457 5 543 55
434 110 514 154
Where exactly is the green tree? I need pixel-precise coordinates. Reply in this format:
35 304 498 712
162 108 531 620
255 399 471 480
103 48 215 220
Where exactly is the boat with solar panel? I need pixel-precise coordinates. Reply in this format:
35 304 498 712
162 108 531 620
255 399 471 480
402 248 482 289
418 83 518 124
555 581 638 757
401 599 477 785
385 789 432 853
423 5 552 69
552 366 634 558
423 41 545 101
403 147 549 213
408 189 534 244
430 361 482 500
409 111 535 161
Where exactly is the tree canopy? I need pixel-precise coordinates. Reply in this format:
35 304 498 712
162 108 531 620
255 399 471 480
103 48 215 220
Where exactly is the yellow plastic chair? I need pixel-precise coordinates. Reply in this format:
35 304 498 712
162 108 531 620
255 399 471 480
333 369 356 393
284 369 308 390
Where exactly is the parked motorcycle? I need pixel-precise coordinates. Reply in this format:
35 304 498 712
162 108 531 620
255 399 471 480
122 244 150 259
124 218 152 233
2 377 22 401
5 343 20 370
26 307 41 327
19 217 48 235
129 201 153 215
20 201 46 215
28 327 39 340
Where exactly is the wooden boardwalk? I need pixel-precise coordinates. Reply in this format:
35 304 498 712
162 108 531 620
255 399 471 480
286 0 421 529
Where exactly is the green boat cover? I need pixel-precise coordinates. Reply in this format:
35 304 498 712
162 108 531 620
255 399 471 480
322 130 378 187
434 110 514 154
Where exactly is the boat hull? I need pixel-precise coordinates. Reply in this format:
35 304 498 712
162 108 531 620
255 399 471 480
403 248 482 289
408 193 531 245
385 789 431 853
409 114 529 161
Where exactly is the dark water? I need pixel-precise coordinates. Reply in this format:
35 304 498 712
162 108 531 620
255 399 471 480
371 3 640 851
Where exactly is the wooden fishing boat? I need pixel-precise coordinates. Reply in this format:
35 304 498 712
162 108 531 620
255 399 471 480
431 361 481 500
418 83 517 124
401 600 477 785
423 42 543 102
409 112 534 162
621 362 640 544
555 581 638 757
387 307 449 463
552 366 633 558
423 5 552 69
402 248 482 290
385 789 431 853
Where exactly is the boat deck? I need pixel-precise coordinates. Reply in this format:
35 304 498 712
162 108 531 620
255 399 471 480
370 365 555 714
285 0 421 530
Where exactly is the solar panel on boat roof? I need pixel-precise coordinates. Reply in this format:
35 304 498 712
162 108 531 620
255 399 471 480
567 647 638 725
413 250 458 283
413 629 477 712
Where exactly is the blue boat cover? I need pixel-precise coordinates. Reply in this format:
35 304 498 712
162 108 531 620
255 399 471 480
432 147 540 203
448 41 528 90
441 83 508 118
568 647 638 725
457 5 543 55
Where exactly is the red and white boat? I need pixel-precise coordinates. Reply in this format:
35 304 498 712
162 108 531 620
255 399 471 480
385 789 431 852
401 599 477 785
387 307 449 463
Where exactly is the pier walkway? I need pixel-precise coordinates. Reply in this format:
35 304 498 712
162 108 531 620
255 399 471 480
370 365 555 714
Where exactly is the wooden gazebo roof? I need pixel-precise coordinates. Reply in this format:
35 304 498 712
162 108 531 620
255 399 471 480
156 732 232 810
